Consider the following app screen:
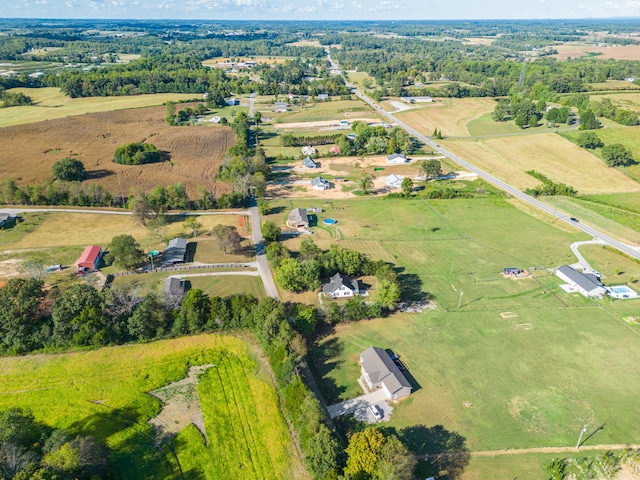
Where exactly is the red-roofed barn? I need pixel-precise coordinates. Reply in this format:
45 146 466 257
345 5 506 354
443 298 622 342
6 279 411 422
78 245 103 270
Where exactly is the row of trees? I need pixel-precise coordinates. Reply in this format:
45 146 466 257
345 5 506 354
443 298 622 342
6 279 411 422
0 407 108 480
575 132 635 167
524 170 577 197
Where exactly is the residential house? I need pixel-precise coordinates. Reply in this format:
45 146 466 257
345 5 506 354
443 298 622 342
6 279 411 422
329 145 340 154
556 265 606 297
303 156 319 169
302 145 317 156
77 245 103 271
503 267 522 276
322 273 359 298
400 96 433 103
225 98 240 106
274 102 288 113
386 153 407 164
360 346 412 401
162 238 188 265
386 174 404 189
286 208 309 229
317 94 329 101
311 176 331 190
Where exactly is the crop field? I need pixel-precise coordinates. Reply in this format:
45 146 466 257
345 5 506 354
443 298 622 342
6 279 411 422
1 87 190 127
394 97 497 137
305 196 640 478
272 99 378 123
0 105 235 196
551 42 640 60
0 335 304 479
444 134 640 194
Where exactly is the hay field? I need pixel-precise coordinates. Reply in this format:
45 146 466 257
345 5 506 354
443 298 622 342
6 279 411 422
445 134 640 194
394 97 497 137
1 87 190 127
551 43 640 60
0 106 234 196
0 335 304 479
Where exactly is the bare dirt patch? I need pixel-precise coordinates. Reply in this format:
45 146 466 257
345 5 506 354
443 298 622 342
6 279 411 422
149 364 215 442
0 106 234 197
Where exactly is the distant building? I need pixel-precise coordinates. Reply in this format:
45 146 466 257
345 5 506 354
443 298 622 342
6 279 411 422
339 120 350 127
317 93 329 101
386 174 404 189
77 245 103 271
164 276 186 302
0 213 12 228
210 116 221 123
162 238 188 265
556 265 606 297
302 146 317 156
329 145 340 154
360 346 412 401
311 176 331 190
274 102 288 112
303 156 319 169
386 153 407 164
225 98 240 106
503 267 522 276
286 208 309 229
323 273 358 298
400 96 433 103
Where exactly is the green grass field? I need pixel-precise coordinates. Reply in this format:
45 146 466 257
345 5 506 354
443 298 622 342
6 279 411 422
273 99 378 124
298 196 640 477
0 335 304 479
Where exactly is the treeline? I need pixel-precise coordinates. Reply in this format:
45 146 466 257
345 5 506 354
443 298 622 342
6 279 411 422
0 278 344 477
524 170 577 197
336 122 418 157
0 407 109 480
0 88 32 108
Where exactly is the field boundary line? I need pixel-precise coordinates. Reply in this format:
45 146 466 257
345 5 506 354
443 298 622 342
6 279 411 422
418 444 640 459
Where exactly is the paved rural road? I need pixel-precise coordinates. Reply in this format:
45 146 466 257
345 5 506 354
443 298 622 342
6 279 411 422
0 207 249 216
338 71 640 260
249 199 280 299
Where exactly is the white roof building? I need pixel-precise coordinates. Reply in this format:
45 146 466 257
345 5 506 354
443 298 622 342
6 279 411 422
556 265 606 297
386 174 404 189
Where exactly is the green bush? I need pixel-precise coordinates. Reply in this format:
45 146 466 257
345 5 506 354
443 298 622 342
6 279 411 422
113 142 161 165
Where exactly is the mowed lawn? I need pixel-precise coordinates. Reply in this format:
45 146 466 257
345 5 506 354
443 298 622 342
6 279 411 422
444 134 640 194
394 97 496 137
0 335 304 479
1 87 189 127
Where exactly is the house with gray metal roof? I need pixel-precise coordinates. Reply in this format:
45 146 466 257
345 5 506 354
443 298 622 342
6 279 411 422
556 265 606 297
386 153 407 164
302 156 319 169
322 272 358 298
311 176 331 190
162 238 187 265
360 346 412 401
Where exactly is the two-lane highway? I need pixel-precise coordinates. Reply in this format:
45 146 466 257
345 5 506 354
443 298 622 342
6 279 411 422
345 82 640 261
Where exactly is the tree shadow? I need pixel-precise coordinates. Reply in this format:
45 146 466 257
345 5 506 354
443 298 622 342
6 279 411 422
396 269 430 302
160 151 172 163
66 406 140 440
85 169 115 180
269 205 286 214
395 424 470 480
308 336 346 405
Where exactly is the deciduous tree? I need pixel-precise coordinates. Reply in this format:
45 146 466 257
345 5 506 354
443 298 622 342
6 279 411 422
602 143 633 166
52 157 87 182
106 234 145 270
211 224 242 254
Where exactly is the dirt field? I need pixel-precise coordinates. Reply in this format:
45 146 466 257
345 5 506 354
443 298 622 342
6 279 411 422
444 134 640 195
551 43 640 61
0 106 234 196
394 97 496 137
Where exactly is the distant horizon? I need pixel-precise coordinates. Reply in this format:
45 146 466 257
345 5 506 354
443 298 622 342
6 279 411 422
5 0 640 23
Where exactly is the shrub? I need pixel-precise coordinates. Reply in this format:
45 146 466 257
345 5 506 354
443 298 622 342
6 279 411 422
113 142 161 165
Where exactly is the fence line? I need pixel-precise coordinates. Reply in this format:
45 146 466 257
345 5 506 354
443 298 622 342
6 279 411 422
113 263 254 277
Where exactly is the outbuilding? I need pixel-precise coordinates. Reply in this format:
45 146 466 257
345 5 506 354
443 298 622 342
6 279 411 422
77 245 103 271
302 156 319 169
162 238 187 265
386 153 407 164
360 346 412 401
0 213 12 228
386 174 404 189
556 265 606 297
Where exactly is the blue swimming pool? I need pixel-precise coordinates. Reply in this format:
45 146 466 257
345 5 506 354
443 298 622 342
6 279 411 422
323 218 337 225
610 286 634 294
608 285 638 299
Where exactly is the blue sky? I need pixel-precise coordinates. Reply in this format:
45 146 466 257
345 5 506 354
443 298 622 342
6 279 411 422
3 0 640 20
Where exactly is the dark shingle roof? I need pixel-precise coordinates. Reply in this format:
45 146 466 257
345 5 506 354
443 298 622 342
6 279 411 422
322 272 358 295
288 208 308 226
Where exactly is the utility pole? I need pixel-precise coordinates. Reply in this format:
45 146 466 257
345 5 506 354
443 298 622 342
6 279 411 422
576 425 587 450
458 290 464 308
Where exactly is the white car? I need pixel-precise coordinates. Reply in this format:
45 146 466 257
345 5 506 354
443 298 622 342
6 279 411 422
369 404 383 421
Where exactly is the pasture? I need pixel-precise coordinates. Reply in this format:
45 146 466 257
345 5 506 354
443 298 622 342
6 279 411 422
0 335 304 479
272 99 379 124
444 134 640 195
1 87 189 127
303 196 640 477
0 105 234 196
394 97 496 137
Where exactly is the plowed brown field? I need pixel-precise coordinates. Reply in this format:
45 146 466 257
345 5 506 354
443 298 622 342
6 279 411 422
0 105 235 197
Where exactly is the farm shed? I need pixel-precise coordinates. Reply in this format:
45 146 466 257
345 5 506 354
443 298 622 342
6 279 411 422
503 267 522 276
360 346 412 401
323 273 358 298
162 238 187 266
386 174 404 189
286 208 309 229
164 277 186 301
400 96 433 103
311 176 331 190
556 265 606 297
0 213 12 228
77 245 103 270
386 153 407 165
274 102 288 113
